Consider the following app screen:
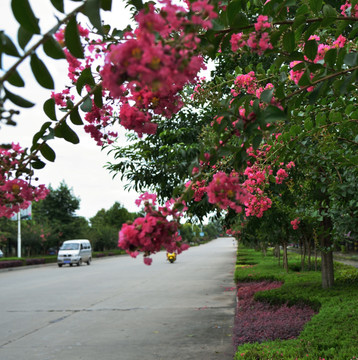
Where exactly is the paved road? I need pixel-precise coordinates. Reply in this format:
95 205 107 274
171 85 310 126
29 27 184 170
0 237 237 360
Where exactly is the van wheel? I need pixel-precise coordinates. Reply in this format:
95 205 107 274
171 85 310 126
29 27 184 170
70 263 73 267
58 264 62 267
77 259 82 266
86 258 91 265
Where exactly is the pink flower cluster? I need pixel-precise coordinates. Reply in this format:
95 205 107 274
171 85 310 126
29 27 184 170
53 25 119 145
226 228 241 236
185 179 206 202
205 171 251 213
101 0 217 137
230 15 273 55
242 164 272 217
275 168 289 184
289 35 347 91
51 88 74 107
341 1 358 17
230 71 282 122
291 218 300 230
0 143 49 218
118 192 189 265
242 147 295 217
83 100 117 146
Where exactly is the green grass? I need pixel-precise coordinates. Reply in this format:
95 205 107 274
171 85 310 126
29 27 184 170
234 247 358 360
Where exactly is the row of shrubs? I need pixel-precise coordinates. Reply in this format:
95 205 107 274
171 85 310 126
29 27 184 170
0 249 127 269
234 247 358 359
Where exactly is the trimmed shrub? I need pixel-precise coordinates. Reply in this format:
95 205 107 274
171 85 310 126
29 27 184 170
0 260 23 269
25 258 45 266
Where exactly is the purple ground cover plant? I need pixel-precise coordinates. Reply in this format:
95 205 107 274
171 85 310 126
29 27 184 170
233 281 316 348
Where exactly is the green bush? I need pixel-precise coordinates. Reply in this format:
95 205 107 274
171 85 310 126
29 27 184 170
234 246 358 359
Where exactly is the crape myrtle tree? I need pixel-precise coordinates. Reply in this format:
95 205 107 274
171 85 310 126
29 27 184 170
1 0 358 286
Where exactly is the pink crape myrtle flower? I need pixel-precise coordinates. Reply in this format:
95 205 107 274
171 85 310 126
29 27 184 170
0 143 50 218
291 218 300 230
206 172 251 213
100 0 216 138
275 168 289 184
118 193 189 265
341 1 358 17
230 16 273 56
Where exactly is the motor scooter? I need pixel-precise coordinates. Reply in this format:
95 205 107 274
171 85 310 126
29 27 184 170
167 252 176 263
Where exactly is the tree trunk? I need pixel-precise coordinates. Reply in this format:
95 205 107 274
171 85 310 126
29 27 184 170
261 242 267 256
321 249 334 289
282 242 288 272
320 216 334 289
307 237 311 270
314 241 318 272
300 237 306 271
276 244 281 266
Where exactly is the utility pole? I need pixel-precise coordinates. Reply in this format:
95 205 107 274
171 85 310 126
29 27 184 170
17 211 21 258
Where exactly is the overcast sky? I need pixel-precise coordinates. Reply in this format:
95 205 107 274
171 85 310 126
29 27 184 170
0 1 143 219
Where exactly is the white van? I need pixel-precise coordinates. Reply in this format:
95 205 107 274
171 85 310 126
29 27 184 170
57 239 92 267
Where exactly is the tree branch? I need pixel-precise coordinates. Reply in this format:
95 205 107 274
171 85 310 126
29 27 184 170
0 3 85 85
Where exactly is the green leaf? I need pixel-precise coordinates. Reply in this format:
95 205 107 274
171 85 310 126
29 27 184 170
336 47 347 69
322 4 337 18
4 86 34 108
50 0 64 12
308 82 323 104
84 0 103 34
0 33 20 57
11 0 40 34
298 69 311 86
93 85 103 108
260 88 274 104
304 40 318 61
40 143 56 162
329 111 342 123
304 117 313 131
65 15 84 59
259 106 286 124
339 72 356 95
80 96 93 112
227 0 248 27
70 107 84 125
43 98 57 120
316 112 326 127
324 48 337 68
76 67 95 95
321 4 337 26
100 0 112 11
30 53 55 89
31 159 46 169
289 124 301 136
17 26 32 50
293 14 306 29
344 53 358 67
252 135 262 150
309 0 322 14
126 0 144 12
282 31 295 53
43 36 66 59
7 70 25 87
55 121 80 144
32 121 52 148
303 22 321 42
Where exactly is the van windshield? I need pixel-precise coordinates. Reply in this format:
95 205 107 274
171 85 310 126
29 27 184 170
60 243 79 250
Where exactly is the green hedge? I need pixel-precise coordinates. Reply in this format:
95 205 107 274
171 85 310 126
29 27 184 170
234 247 358 359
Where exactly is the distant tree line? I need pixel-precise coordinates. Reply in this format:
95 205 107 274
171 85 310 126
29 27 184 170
0 181 221 257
